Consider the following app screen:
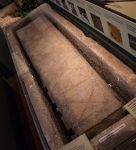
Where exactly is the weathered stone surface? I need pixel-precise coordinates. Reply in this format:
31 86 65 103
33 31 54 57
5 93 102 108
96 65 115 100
43 4 136 103
90 114 136 150
21 70 66 150
17 15 123 135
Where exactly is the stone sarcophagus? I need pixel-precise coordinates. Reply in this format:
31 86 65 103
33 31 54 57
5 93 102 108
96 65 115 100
16 15 123 136
4 3 136 150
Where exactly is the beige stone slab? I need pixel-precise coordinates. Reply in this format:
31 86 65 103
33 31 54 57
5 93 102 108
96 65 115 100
21 70 66 150
43 4 136 103
17 15 123 135
90 114 136 150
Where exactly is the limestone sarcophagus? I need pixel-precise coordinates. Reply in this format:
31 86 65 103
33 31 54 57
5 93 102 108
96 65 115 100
17 15 123 136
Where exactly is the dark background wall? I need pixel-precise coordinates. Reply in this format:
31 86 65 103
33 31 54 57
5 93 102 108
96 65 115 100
0 27 29 150
0 71 29 150
0 0 13 8
0 28 16 78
